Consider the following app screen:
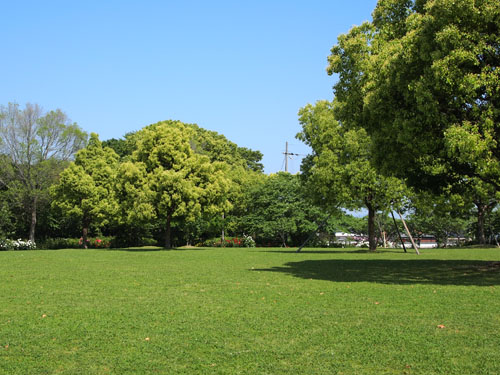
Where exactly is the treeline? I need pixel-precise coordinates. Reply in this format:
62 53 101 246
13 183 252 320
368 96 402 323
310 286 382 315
2 0 499 250
0 104 344 248
1 100 499 249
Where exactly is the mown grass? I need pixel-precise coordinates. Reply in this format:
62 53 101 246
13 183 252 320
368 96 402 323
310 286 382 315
0 247 499 374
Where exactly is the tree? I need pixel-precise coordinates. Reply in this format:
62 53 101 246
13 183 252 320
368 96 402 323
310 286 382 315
102 121 265 246
51 133 119 248
0 103 87 241
101 132 137 160
297 100 406 251
241 172 327 247
131 121 232 248
328 0 500 193
454 178 499 244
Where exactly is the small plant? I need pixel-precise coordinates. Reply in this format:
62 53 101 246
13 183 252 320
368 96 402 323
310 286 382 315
198 235 255 248
79 237 113 249
0 238 10 251
0 238 37 250
241 234 256 248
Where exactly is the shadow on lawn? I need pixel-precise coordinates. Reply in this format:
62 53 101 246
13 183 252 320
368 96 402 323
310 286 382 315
259 249 404 254
108 246 212 252
253 259 500 286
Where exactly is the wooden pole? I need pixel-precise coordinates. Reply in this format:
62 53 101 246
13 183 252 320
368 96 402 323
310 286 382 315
285 142 288 172
397 209 420 255
391 210 406 253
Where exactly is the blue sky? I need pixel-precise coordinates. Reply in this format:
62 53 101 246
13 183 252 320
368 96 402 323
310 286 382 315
1 0 378 174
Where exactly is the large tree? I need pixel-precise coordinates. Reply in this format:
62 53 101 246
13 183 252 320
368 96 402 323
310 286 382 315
0 103 87 241
131 121 232 248
297 100 406 251
102 121 265 245
328 0 500 192
51 133 119 248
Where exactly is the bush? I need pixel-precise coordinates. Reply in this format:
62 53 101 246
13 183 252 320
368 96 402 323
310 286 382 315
34 236 158 250
0 238 9 251
0 238 36 250
111 236 158 248
197 235 256 248
79 236 114 249
241 235 256 247
38 238 81 249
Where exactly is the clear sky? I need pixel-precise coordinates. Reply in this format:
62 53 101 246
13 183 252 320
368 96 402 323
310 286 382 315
1 0 378 174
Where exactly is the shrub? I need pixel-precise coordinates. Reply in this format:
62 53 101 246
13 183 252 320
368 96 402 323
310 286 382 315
79 236 114 249
241 235 256 248
0 238 9 251
38 238 80 249
0 238 36 250
112 236 158 248
197 235 255 248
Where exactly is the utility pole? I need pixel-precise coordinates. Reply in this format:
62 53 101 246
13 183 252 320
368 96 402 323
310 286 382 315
285 142 288 172
283 141 299 173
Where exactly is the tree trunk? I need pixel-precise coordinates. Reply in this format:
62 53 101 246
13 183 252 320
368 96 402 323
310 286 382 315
367 204 377 252
82 224 89 249
476 203 487 245
376 216 387 248
221 212 225 242
29 196 37 242
280 232 287 247
165 214 172 249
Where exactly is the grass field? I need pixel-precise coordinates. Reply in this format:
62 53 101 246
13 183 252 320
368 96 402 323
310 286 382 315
0 247 499 375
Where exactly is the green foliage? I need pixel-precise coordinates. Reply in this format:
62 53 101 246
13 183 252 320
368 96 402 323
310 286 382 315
113 160 156 242
37 237 81 250
297 100 406 250
408 191 472 247
241 172 327 246
198 235 256 248
0 103 87 241
101 132 137 160
131 121 232 248
328 213 368 235
329 0 500 192
51 133 120 246
187 124 264 172
0 191 15 238
0 238 36 250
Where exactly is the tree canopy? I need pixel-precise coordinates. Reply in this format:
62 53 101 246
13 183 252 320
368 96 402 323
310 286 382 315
328 0 500 193
130 121 232 248
0 103 87 241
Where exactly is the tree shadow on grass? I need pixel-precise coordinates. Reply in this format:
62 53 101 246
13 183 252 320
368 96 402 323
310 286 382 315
106 247 212 252
259 249 404 254
253 259 500 286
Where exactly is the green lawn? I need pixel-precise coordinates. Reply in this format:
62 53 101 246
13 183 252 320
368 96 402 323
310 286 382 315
0 247 499 375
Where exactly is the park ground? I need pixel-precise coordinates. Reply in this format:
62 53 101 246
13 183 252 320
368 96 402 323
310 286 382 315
0 246 499 375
